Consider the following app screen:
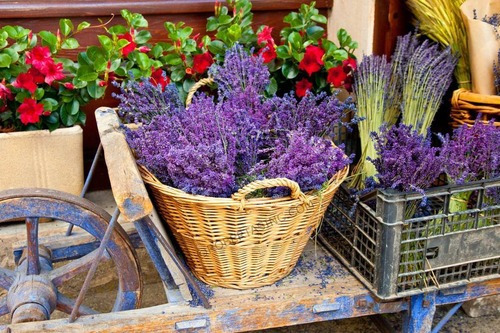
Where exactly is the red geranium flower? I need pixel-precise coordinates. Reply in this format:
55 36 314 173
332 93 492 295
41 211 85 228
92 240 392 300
28 67 45 84
17 98 44 125
12 72 38 93
295 78 313 98
150 68 170 90
192 52 213 74
327 65 347 88
42 61 65 85
298 45 325 76
0 79 13 101
25 46 52 71
342 57 357 72
257 26 274 45
258 45 277 63
63 82 75 90
138 46 151 53
118 32 136 57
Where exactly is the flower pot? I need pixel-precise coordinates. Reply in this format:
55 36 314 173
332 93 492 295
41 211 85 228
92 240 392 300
0 126 83 195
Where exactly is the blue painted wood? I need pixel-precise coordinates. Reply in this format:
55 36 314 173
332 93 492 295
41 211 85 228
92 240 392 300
402 292 437 333
134 218 176 290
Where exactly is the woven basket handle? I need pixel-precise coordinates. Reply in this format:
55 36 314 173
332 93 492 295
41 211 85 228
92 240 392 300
186 77 214 107
231 178 308 211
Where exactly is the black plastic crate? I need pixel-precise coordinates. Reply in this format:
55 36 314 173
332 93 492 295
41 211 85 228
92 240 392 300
319 178 500 299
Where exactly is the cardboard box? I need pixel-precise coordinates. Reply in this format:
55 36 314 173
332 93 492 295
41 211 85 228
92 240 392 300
0 126 83 195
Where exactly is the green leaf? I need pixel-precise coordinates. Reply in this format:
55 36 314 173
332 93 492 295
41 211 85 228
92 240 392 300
293 52 304 62
39 31 57 51
87 81 106 99
135 30 151 44
77 21 91 32
337 28 348 46
108 25 128 35
34 88 45 100
0 53 12 67
183 39 197 53
182 79 195 93
306 26 324 41
266 77 277 95
131 14 148 29
276 45 291 59
218 14 232 25
135 52 151 71
206 17 219 31
77 51 92 66
208 40 226 55
227 23 242 42
41 98 59 111
77 111 87 125
109 58 121 72
281 62 299 79
170 67 185 82
59 19 74 37
45 110 59 124
61 38 79 50
162 53 182 66
288 32 302 50
332 49 348 61
178 27 193 40
68 99 80 115
77 65 98 81
2 48 18 64
97 35 113 52
311 14 327 24
60 104 77 127
151 44 163 58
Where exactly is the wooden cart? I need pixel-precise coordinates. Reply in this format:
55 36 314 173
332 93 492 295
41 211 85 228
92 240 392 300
0 107 498 333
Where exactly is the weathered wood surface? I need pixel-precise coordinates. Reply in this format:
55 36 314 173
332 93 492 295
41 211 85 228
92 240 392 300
4 243 406 332
95 107 153 223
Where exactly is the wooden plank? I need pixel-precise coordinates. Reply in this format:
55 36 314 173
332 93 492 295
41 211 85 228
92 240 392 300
148 208 193 302
5 243 407 332
95 107 153 223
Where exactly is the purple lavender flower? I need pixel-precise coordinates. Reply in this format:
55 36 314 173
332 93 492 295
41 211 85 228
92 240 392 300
114 79 183 124
439 119 500 184
209 44 270 98
264 91 356 138
401 39 457 133
265 131 350 194
369 124 443 194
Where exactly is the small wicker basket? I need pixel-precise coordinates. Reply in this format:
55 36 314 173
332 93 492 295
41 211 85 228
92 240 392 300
450 88 500 128
141 165 348 289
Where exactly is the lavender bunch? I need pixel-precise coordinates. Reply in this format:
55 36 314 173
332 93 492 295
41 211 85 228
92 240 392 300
264 91 356 139
439 119 500 184
369 124 443 195
385 32 419 127
401 40 457 134
127 93 238 197
265 131 350 194
350 55 392 189
209 44 270 98
113 79 183 125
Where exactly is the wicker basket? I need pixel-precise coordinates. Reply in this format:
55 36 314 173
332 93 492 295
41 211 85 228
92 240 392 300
450 88 500 128
140 165 348 289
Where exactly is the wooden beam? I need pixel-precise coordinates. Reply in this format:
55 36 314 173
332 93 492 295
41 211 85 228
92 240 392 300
95 107 153 223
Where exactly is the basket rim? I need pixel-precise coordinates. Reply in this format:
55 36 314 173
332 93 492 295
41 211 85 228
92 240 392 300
453 88 500 104
140 164 349 208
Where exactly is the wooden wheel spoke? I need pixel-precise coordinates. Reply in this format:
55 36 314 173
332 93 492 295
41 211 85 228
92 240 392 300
0 267 16 290
49 249 110 287
26 217 40 275
0 296 8 316
56 293 99 316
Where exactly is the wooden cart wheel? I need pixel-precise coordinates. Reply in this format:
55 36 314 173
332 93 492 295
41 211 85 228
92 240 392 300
0 188 142 323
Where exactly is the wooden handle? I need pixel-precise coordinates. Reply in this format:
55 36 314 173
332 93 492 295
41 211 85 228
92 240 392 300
231 178 308 210
185 77 214 107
